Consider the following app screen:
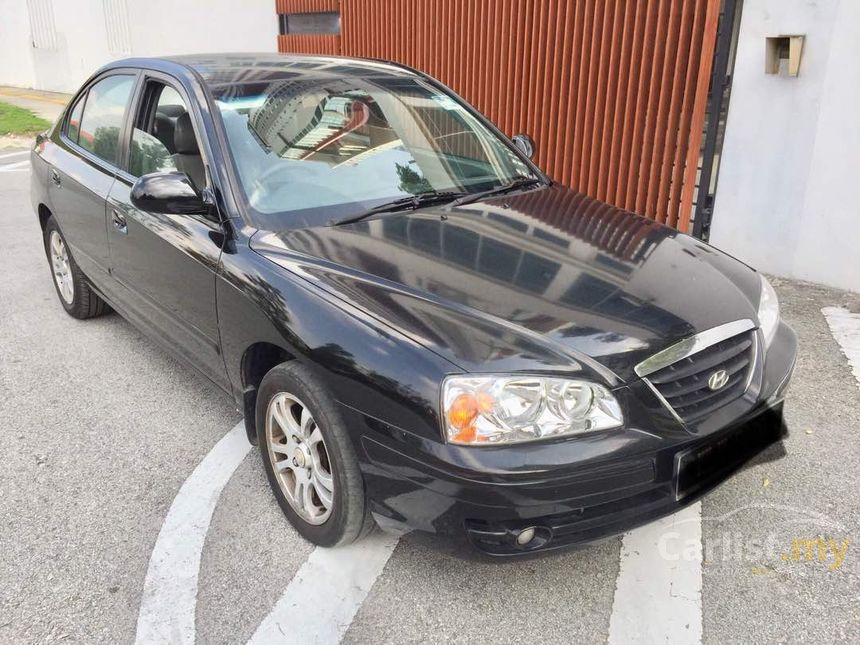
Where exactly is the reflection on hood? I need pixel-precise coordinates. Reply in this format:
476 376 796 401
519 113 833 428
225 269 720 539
253 185 760 381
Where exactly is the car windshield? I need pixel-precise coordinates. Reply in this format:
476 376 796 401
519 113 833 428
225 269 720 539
212 74 536 228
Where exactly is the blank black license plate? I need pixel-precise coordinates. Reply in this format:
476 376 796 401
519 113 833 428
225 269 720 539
674 407 784 501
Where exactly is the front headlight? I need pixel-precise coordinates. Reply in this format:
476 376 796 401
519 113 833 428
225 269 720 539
758 274 780 348
442 375 623 445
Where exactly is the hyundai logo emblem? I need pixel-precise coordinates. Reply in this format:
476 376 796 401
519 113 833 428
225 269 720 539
708 369 729 390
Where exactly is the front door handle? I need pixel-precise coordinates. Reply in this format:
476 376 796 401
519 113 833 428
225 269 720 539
50 169 61 187
111 209 128 234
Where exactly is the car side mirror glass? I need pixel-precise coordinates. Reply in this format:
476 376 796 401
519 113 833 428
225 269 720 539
512 133 535 159
130 171 207 215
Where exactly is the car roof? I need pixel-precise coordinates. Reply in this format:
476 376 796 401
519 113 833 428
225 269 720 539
102 53 421 89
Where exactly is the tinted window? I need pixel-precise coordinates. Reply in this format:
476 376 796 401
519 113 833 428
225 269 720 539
66 94 85 143
78 75 135 166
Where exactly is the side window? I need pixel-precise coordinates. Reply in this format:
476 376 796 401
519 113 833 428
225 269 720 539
129 129 176 176
66 94 85 143
129 82 203 190
78 74 135 166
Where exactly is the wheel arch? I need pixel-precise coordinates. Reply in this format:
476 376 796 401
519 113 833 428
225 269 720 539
37 203 52 231
240 341 295 443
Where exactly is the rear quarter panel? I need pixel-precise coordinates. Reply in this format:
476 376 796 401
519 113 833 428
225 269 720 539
30 138 51 220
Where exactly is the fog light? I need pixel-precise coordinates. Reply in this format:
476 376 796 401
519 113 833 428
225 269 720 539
516 527 536 546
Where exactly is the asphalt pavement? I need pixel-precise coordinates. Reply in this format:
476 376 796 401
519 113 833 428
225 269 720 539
1 151 858 644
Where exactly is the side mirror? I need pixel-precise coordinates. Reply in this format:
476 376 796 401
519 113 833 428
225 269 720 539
512 133 535 159
130 171 207 215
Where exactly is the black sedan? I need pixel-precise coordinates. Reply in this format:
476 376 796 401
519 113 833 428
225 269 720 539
30 54 795 555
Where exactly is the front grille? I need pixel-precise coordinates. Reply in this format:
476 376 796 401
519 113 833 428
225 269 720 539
646 330 756 424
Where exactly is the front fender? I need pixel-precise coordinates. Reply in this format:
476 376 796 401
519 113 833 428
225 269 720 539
217 228 459 446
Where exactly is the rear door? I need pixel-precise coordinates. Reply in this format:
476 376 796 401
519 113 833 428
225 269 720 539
105 73 229 390
45 73 138 291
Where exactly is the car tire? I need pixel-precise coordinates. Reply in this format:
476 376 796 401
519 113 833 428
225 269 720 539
43 217 109 319
256 361 374 547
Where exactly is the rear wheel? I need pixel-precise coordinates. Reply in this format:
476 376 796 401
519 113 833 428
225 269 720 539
256 362 374 546
43 217 109 319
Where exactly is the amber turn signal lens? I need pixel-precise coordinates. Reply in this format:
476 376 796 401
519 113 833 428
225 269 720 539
450 425 478 444
447 393 478 429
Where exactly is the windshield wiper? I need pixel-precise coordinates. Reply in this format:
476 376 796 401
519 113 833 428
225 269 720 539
449 175 546 208
330 191 465 226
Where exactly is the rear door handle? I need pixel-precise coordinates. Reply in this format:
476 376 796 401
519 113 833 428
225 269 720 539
111 209 128 234
50 169 61 187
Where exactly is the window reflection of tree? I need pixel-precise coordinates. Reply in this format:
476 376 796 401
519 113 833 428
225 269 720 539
129 129 175 177
85 126 120 165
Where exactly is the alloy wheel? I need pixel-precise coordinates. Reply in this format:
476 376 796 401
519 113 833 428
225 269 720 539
49 230 74 304
265 392 335 525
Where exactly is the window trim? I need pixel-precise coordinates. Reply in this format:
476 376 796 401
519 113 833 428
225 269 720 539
63 92 86 145
59 68 142 176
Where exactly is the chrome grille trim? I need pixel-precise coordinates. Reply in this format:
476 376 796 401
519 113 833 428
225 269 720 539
635 320 759 427
641 378 687 426
634 319 756 378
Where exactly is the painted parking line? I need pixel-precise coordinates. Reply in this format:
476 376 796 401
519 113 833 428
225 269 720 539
822 306 860 389
0 150 29 160
135 418 397 644
0 160 29 172
135 421 252 645
248 532 399 645
608 502 703 645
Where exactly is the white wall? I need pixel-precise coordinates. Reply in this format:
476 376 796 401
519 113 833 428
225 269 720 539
0 1 37 88
0 0 278 93
124 0 278 59
710 0 860 293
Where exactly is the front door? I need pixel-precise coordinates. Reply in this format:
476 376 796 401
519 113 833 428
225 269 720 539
105 77 229 391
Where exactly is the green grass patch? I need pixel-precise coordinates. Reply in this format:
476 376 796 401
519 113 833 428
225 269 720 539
0 101 52 136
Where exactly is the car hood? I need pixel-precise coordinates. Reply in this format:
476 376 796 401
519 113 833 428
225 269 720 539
251 185 761 385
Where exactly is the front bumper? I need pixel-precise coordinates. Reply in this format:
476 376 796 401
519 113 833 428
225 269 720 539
350 321 796 556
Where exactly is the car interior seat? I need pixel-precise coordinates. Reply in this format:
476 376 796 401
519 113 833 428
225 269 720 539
172 112 205 191
153 113 176 154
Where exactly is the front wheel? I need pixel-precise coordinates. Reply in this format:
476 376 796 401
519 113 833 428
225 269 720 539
256 362 374 546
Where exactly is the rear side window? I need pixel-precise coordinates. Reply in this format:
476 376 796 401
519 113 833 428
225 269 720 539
77 75 135 166
66 94 85 143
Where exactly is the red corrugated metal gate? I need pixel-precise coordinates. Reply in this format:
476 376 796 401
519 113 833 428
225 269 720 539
276 0 721 232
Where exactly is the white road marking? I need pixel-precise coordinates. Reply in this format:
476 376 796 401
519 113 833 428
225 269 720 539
0 160 29 172
823 306 860 389
135 421 252 645
608 502 703 645
0 150 28 160
248 532 399 645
